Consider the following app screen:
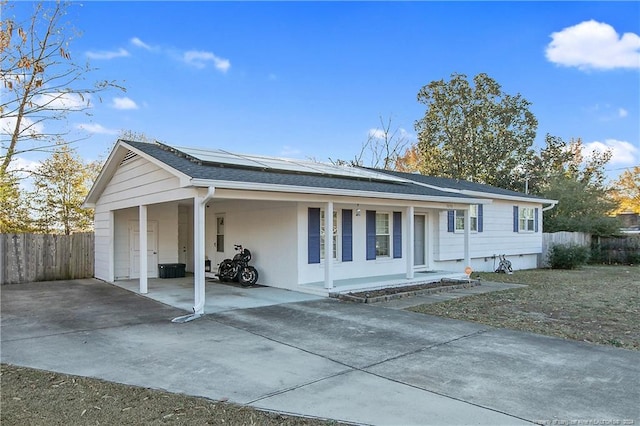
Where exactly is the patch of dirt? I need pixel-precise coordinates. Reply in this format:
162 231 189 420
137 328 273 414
408 265 640 351
0 364 349 426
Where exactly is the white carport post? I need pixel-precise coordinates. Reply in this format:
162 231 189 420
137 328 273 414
464 206 471 269
139 204 148 294
405 205 415 279
324 201 334 290
193 187 216 315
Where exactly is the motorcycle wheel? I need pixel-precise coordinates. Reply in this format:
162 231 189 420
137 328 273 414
239 266 258 286
218 260 239 282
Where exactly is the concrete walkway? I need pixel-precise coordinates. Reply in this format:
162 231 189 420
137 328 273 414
2 279 639 425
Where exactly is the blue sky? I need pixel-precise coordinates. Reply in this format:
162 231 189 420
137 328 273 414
5 1 640 182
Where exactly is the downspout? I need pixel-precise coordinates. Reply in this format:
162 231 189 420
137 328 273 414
172 186 216 323
542 202 557 212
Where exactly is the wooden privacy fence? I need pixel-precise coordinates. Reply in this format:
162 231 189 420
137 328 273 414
0 233 94 285
540 232 591 267
591 234 640 265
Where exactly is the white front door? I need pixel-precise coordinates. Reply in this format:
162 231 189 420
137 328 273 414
414 215 426 267
130 221 159 278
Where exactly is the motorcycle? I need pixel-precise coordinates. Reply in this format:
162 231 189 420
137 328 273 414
217 244 259 286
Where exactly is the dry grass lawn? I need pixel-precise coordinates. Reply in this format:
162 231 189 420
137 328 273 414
1 364 346 426
409 265 639 350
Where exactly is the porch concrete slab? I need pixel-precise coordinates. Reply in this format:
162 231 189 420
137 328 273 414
253 369 528 426
113 277 323 313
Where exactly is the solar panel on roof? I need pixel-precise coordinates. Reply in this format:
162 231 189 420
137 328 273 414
173 146 409 183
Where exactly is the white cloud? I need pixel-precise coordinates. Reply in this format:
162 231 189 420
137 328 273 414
131 37 152 50
368 128 386 139
33 92 88 110
584 139 637 165
280 146 302 157
111 97 139 110
8 156 40 174
618 108 628 118
86 48 130 60
76 123 119 135
183 50 231 73
0 115 44 137
546 20 640 70
368 127 415 141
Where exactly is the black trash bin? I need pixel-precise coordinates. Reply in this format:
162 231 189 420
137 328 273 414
158 263 186 278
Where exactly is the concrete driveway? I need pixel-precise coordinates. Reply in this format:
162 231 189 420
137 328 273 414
1 279 639 425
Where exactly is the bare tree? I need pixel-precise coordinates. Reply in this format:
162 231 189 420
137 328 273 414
330 115 409 170
0 1 124 175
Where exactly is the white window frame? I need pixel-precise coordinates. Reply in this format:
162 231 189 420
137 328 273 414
320 209 338 260
519 207 535 232
454 206 478 232
376 212 390 257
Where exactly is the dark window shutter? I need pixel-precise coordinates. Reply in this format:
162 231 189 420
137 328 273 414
513 206 519 233
478 204 484 233
535 207 539 233
393 211 402 258
308 208 320 264
342 209 353 262
366 210 376 260
447 210 455 232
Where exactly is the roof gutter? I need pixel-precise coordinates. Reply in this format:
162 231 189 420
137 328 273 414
189 178 488 205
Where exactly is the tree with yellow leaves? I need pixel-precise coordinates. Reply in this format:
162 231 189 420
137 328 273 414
611 166 640 214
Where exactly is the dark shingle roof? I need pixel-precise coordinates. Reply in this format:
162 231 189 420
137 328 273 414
124 141 472 200
372 168 548 201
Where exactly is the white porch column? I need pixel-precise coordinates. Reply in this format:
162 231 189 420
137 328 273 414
464 207 471 269
324 201 334 290
192 187 215 316
139 204 148 294
193 195 206 314
108 210 115 283
406 206 415 279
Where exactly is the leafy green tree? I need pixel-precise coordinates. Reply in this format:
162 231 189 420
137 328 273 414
1 1 123 175
414 73 537 188
541 176 620 235
523 135 620 235
0 168 32 233
30 143 98 234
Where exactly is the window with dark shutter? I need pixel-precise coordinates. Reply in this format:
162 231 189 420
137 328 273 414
308 208 320 264
342 209 352 262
